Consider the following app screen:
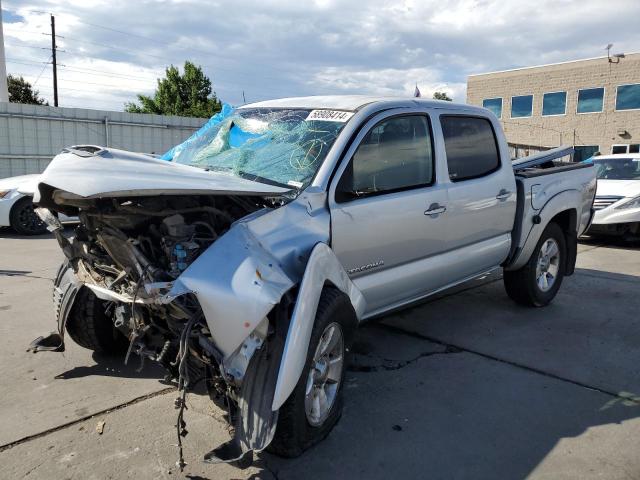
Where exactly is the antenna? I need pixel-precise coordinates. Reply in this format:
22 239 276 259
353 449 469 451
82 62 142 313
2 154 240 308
607 44 625 64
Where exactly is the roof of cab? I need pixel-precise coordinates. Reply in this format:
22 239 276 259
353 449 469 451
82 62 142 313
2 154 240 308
240 95 483 113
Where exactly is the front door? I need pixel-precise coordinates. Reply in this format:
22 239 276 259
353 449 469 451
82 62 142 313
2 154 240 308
329 112 448 315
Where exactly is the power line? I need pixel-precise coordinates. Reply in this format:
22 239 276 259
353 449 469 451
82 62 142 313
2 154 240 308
4 42 50 51
10 71 154 89
3 27 46 36
58 65 159 82
6 58 48 66
33 55 52 86
9 56 296 97
8 57 159 83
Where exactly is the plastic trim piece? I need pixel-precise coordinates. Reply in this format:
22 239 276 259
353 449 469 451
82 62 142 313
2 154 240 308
271 243 365 411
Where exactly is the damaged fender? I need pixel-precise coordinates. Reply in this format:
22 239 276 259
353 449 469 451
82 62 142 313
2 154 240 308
162 222 295 358
272 242 365 411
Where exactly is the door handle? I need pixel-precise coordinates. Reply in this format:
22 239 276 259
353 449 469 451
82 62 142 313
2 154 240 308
424 203 446 216
496 189 512 201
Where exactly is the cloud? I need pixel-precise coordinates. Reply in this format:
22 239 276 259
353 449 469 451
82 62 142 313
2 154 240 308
2 0 639 110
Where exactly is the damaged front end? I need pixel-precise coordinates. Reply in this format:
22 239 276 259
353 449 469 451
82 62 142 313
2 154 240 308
30 104 366 468
32 189 300 467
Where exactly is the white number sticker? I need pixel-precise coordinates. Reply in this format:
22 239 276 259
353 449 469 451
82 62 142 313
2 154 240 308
306 110 355 122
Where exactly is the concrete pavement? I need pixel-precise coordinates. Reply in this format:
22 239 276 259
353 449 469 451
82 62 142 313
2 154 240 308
0 229 639 479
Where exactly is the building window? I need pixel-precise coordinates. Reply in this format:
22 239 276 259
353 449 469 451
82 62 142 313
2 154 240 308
542 91 567 116
612 145 628 154
577 87 604 113
611 144 640 154
574 145 599 162
511 95 533 118
616 84 640 111
482 98 503 118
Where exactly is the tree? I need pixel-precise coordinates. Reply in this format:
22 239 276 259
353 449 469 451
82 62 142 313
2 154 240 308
433 91 452 101
8 75 48 105
125 61 221 117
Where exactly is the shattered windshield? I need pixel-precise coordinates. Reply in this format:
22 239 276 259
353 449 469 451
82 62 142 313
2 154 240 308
592 158 640 180
171 108 351 189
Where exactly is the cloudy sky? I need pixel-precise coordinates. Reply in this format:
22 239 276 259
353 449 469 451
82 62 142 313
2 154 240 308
2 0 639 111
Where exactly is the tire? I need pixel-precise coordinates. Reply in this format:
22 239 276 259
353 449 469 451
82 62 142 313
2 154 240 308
267 288 357 458
65 287 127 353
10 196 48 235
504 222 567 307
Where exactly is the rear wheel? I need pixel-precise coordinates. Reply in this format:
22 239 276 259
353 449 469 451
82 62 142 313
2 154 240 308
65 288 127 353
504 222 566 307
10 197 47 235
267 288 356 457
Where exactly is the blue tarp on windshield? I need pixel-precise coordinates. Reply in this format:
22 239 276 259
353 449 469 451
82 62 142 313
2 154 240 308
160 103 235 161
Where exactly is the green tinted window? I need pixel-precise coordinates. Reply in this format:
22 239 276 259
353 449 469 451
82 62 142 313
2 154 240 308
482 98 502 118
511 95 533 118
542 92 567 116
577 88 604 113
616 84 640 111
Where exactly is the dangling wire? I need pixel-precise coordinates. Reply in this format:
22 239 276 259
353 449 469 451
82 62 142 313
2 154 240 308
173 313 201 472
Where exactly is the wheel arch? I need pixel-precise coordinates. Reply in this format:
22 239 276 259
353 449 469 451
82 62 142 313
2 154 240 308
271 242 365 411
507 189 581 272
549 209 578 275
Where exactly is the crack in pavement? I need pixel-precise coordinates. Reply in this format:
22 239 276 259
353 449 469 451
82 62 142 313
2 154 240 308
0 387 176 453
348 345 462 373
2 257 631 456
369 322 640 405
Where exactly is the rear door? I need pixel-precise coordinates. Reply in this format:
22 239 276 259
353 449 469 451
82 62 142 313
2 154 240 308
436 114 517 280
329 110 449 315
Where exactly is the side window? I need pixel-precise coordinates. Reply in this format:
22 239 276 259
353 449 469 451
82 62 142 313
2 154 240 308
336 115 434 200
441 116 501 182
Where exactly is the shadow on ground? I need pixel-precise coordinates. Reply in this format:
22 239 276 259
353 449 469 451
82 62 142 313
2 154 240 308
249 265 640 479
54 351 168 381
580 234 640 250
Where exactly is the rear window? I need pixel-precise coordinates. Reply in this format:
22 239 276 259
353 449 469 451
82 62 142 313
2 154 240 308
440 116 501 182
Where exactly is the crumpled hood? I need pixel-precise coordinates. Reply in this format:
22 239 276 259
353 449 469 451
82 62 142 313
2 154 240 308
34 146 291 203
596 179 640 199
0 174 41 195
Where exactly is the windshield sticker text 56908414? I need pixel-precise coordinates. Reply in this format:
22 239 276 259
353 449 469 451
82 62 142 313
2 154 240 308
306 110 355 122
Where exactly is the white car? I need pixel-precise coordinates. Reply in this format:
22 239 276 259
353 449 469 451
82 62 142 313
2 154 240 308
0 174 76 235
587 153 640 238
0 174 48 235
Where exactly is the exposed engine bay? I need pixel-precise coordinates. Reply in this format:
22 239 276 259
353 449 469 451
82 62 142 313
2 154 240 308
35 192 290 468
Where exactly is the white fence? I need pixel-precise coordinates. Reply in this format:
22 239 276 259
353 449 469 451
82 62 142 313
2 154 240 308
0 102 207 178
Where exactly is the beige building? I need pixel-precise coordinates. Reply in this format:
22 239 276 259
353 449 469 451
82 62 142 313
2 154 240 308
467 52 640 161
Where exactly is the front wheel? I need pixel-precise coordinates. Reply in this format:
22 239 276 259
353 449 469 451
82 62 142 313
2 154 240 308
10 196 48 235
267 288 356 457
504 222 567 307
65 288 127 353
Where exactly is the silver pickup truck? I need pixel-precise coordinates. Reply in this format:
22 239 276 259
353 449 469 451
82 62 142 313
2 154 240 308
30 96 596 467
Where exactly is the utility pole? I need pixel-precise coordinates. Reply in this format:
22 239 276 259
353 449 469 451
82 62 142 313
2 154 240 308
50 14 58 107
0 0 9 103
